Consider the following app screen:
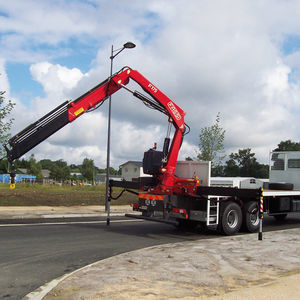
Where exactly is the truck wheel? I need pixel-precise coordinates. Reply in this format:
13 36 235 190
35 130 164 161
269 183 293 190
218 201 242 235
273 214 287 221
242 201 259 232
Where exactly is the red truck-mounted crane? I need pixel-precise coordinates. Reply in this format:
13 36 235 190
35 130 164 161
9 66 300 238
5 67 195 195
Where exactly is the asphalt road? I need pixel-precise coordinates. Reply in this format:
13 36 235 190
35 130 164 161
1 214 300 300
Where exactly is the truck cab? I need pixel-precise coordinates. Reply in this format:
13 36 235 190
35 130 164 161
270 151 300 189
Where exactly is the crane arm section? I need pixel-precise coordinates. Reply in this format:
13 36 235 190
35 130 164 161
5 67 186 187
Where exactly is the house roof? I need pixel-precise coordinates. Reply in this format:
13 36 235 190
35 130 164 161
17 168 27 174
120 161 142 167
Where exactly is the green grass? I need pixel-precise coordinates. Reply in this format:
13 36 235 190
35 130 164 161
0 183 138 206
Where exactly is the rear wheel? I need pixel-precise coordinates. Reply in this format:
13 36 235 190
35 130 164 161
218 201 242 235
242 201 259 232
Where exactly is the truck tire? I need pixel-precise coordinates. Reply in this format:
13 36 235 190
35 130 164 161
218 201 242 235
269 183 294 190
273 214 288 221
242 201 259 232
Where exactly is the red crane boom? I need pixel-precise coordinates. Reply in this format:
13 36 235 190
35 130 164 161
5 67 192 194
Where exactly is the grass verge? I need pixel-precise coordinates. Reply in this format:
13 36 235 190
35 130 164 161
0 184 138 206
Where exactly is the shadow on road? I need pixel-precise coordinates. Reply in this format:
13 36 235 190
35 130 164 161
70 214 300 238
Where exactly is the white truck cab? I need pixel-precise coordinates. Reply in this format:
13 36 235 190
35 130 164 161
270 151 300 189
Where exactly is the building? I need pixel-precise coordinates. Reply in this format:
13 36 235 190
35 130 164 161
96 174 122 183
18 168 51 184
120 161 151 181
0 174 36 183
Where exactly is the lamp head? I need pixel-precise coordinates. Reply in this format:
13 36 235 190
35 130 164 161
123 42 136 49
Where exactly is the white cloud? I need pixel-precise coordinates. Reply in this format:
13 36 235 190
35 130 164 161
30 62 84 97
9 61 172 167
0 59 10 94
262 62 291 100
2 0 300 167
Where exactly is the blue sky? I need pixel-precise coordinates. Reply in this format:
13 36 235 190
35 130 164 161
1 0 300 167
5 40 100 105
6 62 45 104
282 35 300 55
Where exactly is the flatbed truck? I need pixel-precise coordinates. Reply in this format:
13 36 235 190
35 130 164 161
110 151 300 237
3 64 300 237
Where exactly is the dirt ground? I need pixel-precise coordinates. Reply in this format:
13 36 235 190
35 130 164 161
36 228 300 299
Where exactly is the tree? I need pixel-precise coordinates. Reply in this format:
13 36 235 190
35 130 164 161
229 148 256 176
27 154 42 179
40 159 54 170
185 156 193 161
224 157 240 177
224 148 269 178
49 159 70 181
0 88 15 157
212 164 226 176
108 166 119 175
80 158 95 181
197 113 226 175
274 140 300 151
255 163 269 179
0 158 8 174
69 164 78 170
15 158 30 169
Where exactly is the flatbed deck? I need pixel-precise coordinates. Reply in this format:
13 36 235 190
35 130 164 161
262 189 300 197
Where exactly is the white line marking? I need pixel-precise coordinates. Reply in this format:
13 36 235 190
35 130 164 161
0 219 144 227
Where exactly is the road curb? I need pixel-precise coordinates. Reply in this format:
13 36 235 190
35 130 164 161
0 211 140 220
23 244 160 300
22 260 105 300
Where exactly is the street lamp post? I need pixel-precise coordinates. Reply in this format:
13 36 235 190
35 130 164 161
106 42 136 226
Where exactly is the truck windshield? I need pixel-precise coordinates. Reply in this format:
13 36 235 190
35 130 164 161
271 153 285 170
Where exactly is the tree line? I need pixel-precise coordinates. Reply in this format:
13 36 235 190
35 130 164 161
0 155 120 182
